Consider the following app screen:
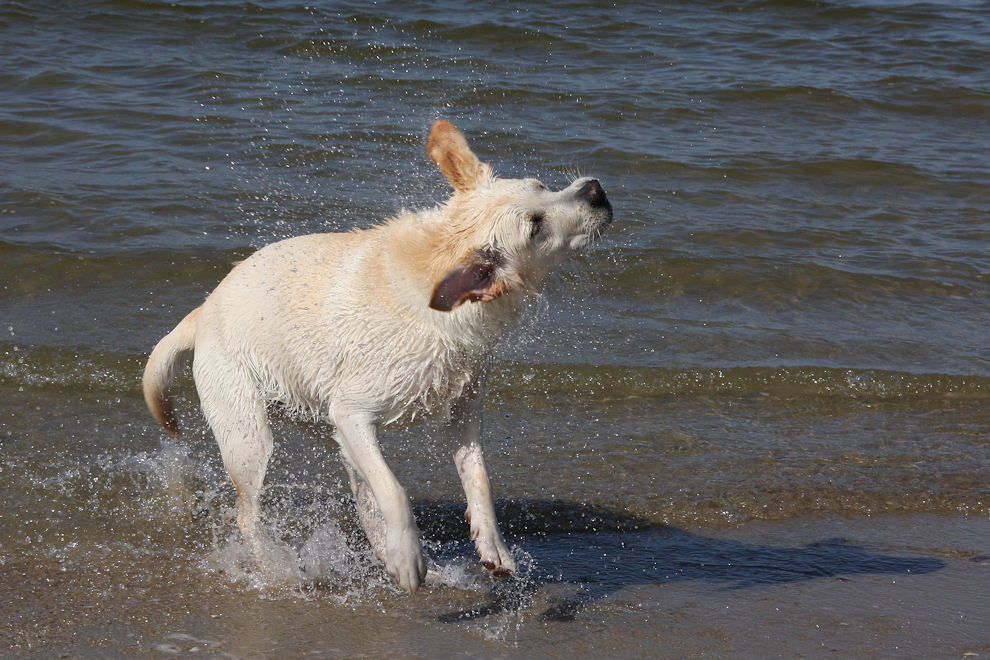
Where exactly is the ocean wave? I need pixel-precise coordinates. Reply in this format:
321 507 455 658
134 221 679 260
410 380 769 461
491 362 990 405
2 340 985 407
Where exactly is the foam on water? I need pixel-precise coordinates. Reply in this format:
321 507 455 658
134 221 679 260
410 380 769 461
198 507 527 603
117 436 503 602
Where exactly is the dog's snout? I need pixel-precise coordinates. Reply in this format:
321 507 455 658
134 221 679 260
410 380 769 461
579 179 610 209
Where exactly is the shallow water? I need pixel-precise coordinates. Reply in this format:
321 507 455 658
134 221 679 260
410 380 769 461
2 0 989 657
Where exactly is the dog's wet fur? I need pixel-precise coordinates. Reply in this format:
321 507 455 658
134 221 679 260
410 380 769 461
143 121 612 593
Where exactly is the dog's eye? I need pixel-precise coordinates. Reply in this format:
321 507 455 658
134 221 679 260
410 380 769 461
528 212 545 238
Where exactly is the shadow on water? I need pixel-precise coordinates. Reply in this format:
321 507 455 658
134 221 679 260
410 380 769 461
416 500 946 623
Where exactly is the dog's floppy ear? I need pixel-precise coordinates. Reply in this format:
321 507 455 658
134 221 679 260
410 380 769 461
428 120 491 192
430 248 511 312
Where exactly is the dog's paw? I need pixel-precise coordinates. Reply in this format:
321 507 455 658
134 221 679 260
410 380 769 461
474 529 516 577
385 529 427 594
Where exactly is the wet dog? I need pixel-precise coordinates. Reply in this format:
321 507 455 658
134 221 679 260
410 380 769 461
143 121 612 593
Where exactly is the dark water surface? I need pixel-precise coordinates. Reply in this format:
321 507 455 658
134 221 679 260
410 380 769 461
2 1 988 657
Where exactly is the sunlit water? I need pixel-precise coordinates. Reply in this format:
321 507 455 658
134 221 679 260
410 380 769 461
1 0 988 656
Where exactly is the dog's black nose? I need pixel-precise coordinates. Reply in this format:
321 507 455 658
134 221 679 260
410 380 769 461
579 179 610 209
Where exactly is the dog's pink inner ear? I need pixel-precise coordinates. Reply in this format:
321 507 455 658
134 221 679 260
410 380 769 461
428 120 489 192
430 252 509 312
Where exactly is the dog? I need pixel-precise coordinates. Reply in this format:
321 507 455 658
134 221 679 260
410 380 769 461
142 120 612 593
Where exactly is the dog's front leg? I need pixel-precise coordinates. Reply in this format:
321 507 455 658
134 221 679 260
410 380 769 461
333 409 426 594
448 387 517 576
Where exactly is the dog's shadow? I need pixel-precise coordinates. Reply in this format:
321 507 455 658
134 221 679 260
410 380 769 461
415 500 945 623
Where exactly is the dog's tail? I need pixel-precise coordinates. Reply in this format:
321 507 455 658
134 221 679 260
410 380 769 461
143 307 200 435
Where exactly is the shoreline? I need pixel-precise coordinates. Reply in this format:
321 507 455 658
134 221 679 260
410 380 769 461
3 512 987 658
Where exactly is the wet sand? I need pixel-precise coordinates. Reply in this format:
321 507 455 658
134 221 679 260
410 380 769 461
3 513 987 659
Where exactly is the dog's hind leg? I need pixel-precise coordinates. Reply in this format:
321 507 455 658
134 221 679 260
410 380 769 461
448 387 516 576
193 351 274 563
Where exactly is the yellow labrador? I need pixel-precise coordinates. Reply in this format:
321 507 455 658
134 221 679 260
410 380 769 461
143 121 612 593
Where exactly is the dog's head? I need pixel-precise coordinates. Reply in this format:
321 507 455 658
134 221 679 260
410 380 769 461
426 120 612 312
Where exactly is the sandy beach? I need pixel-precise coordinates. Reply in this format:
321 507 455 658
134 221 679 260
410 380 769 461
3 513 987 658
